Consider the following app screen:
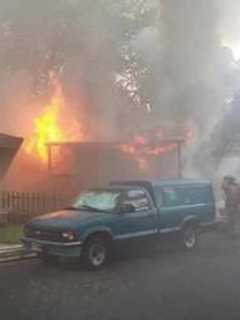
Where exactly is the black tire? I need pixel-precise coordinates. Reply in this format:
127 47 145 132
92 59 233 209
181 225 198 250
38 251 59 265
82 235 111 271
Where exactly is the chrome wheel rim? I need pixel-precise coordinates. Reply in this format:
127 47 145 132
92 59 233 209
184 228 196 248
89 243 106 267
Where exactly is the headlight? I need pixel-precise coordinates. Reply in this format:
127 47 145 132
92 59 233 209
61 230 76 241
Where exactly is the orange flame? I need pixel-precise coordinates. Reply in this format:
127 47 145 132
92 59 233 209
25 73 85 163
121 127 195 171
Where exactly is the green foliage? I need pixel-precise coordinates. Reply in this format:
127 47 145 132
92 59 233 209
0 225 23 244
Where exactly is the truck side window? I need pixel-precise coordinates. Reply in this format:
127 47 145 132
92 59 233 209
163 186 181 207
124 189 151 212
183 186 211 205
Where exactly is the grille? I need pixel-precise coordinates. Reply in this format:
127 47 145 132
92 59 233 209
25 227 63 242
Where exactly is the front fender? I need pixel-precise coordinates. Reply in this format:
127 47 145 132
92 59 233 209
80 226 113 242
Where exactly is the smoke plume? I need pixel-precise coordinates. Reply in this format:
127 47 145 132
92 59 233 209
1 0 240 181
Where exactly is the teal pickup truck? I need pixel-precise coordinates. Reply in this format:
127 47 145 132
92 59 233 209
22 179 216 270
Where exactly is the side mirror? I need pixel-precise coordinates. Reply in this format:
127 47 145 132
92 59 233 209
119 203 135 214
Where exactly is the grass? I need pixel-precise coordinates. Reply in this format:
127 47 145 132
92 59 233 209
0 225 23 244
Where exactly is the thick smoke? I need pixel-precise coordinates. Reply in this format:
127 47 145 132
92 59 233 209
0 1 123 139
157 1 240 179
157 1 224 177
158 1 222 122
127 1 237 178
1 0 240 181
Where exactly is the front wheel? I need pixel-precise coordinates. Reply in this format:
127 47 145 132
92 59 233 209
181 225 198 250
82 236 111 271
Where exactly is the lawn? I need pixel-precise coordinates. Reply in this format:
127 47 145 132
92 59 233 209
0 225 23 244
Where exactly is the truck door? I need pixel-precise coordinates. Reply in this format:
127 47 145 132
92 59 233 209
114 189 158 240
158 185 186 231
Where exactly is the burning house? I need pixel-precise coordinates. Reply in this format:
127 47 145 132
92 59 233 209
46 138 184 194
3 72 187 194
2 135 186 196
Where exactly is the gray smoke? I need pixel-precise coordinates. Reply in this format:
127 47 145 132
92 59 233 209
0 1 123 139
156 0 240 179
126 2 232 132
121 1 237 179
1 0 240 180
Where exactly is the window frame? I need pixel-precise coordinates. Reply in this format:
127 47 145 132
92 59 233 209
161 184 212 208
153 186 164 209
121 188 154 213
180 184 212 205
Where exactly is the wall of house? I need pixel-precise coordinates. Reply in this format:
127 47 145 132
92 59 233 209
47 143 180 194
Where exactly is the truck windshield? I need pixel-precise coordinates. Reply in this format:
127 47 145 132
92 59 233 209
72 190 121 213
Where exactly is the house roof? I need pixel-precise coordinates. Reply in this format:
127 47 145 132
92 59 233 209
0 133 23 149
0 133 24 181
46 139 185 147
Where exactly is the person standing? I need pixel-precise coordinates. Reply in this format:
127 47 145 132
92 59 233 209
222 176 240 238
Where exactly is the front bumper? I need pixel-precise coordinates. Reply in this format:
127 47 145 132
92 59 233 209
21 237 83 258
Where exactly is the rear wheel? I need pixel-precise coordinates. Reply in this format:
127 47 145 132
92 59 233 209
82 236 111 271
181 225 198 250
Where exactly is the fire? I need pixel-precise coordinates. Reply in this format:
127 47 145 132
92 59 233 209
121 135 177 157
121 127 195 170
121 136 177 170
25 73 84 163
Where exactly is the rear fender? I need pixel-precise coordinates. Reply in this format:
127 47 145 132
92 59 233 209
181 216 199 229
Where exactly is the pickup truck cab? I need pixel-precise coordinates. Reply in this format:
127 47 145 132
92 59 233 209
22 179 216 270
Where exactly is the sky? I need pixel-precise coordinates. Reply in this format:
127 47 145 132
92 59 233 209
219 0 240 60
